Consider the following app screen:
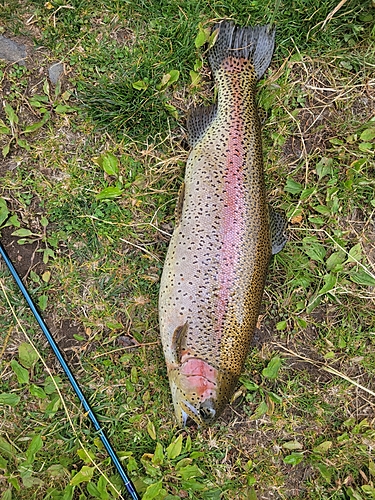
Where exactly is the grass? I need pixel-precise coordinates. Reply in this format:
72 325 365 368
0 0 375 498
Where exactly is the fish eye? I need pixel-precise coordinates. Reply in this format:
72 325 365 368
199 403 216 421
199 408 211 419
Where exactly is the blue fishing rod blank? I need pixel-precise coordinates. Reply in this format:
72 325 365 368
0 241 140 500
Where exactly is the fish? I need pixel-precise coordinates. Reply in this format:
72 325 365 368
158 20 287 427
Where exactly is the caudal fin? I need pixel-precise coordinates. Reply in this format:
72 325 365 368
208 21 275 80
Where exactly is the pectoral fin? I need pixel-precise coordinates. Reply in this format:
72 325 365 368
269 206 288 255
171 321 189 365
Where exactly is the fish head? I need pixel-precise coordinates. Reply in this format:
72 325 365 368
168 357 222 427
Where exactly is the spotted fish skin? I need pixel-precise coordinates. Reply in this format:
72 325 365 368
159 21 285 426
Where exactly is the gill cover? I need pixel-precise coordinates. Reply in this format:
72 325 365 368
168 321 219 426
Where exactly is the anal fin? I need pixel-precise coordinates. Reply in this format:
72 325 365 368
186 103 217 147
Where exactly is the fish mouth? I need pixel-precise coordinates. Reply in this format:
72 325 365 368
179 399 217 427
180 399 202 426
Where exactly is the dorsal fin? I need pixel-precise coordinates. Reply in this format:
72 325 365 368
269 206 288 255
186 103 217 147
258 107 268 126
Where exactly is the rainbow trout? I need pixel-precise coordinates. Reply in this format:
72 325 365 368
159 21 287 426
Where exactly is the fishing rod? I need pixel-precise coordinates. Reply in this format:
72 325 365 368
0 241 140 500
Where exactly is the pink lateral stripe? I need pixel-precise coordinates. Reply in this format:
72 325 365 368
215 117 245 339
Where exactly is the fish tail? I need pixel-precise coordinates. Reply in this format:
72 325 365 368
208 21 275 80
